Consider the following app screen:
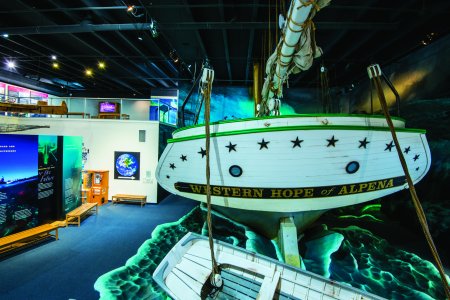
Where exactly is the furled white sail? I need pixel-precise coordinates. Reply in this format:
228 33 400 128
260 0 331 116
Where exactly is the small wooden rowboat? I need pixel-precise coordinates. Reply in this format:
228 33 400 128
153 232 386 300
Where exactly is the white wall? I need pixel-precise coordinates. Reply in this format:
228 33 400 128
0 116 160 203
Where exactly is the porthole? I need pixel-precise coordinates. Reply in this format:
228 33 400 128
346 161 360 174
229 165 243 177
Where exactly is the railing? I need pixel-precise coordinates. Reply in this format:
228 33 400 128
0 96 178 124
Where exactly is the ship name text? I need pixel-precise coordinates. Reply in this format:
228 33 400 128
174 177 403 199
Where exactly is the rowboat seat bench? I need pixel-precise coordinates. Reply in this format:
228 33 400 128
66 202 98 226
112 194 147 207
0 223 59 255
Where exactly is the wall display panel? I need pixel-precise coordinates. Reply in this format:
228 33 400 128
62 136 82 213
114 151 140 180
0 134 39 237
37 135 60 222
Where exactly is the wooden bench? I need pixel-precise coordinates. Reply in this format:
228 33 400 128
112 194 147 207
0 223 59 255
65 202 98 226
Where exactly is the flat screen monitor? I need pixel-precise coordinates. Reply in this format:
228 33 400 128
99 102 118 113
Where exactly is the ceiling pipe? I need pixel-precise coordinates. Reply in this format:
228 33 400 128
0 21 379 34
3 23 154 36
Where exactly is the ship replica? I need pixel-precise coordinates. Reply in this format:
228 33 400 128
156 0 431 239
153 0 437 298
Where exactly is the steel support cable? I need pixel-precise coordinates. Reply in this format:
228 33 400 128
371 71 450 299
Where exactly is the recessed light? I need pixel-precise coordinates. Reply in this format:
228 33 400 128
2 33 9 38
51 55 57 60
6 60 16 69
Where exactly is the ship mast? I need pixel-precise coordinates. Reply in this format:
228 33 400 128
259 0 330 116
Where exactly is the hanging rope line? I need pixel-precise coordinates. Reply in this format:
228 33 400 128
203 70 220 282
369 65 450 299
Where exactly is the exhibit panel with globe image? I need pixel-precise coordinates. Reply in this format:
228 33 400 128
114 151 140 180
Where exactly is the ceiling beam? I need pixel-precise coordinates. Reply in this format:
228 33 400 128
218 0 232 83
20 36 135 92
80 0 174 87
1 21 398 36
9 1 140 94
156 21 397 31
245 0 259 84
0 3 426 12
0 36 118 91
45 0 157 92
181 0 208 60
0 69 67 96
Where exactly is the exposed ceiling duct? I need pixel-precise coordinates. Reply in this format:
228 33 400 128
3 23 154 35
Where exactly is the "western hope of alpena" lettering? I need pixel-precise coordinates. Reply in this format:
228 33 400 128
174 176 405 199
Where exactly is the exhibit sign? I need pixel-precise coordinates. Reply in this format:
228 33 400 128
0 134 83 237
114 151 140 180
0 134 39 237
37 135 60 222
62 136 82 213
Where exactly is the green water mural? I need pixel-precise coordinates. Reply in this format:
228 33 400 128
95 202 447 299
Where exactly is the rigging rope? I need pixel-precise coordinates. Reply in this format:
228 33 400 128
204 71 220 281
370 69 450 299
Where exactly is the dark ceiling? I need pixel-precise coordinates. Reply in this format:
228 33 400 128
0 0 449 98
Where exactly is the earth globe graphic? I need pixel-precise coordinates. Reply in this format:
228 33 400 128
115 154 138 177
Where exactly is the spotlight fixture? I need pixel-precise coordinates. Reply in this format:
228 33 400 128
420 32 437 46
127 5 144 17
51 55 57 60
149 19 159 38
6 60 16 69
2 33 9 38
85 68 93 76
169 49 180 63
52 62 59 69
98 61 106 69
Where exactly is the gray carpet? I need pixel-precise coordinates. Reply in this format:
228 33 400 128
0 195 197 300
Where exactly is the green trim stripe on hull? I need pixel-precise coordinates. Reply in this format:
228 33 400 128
173 113 407 135
168 125 426 143
174 176 406 199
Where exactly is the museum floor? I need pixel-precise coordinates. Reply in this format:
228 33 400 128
0 195 197 300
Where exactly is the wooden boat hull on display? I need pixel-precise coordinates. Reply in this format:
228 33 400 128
0 101 68 115
156 114 431 213
153 232 386 300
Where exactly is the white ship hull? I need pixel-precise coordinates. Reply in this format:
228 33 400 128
157 114 430 212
